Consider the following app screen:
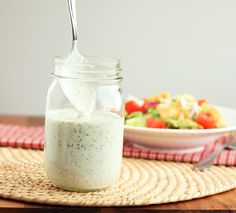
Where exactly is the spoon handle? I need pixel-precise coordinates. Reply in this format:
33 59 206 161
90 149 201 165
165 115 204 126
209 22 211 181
67 0 78 41
193 144 225 170
226 144 236 150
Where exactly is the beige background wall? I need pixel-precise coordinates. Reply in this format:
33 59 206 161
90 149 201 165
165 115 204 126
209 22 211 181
0 0 236 115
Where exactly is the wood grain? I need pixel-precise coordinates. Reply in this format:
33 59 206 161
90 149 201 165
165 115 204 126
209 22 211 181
0 115 235 211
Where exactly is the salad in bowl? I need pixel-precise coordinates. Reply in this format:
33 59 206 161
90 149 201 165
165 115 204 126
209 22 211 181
125 92 224 130
124 92 236 153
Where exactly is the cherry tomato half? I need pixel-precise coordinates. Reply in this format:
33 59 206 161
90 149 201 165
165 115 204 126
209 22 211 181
146 118 166 128
125 101 143 114
196 112 215 129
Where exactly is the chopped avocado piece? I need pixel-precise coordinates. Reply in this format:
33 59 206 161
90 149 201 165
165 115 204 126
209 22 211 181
125 117 146 127
166 117 198 129
166 118 179 129
126 111 144 119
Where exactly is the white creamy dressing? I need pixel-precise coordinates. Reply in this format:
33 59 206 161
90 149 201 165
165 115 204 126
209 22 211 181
45 109 124 191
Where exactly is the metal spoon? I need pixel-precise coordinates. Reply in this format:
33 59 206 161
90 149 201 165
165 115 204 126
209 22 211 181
193 134 236 170
67 0 85 61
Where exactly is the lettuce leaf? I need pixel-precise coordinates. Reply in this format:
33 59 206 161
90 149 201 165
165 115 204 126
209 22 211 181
147 108 160 118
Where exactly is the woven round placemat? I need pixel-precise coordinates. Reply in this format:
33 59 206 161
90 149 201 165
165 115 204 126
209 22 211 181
0 147 236 206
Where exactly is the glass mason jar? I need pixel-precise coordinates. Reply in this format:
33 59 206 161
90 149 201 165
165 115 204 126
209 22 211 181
44 56 124 192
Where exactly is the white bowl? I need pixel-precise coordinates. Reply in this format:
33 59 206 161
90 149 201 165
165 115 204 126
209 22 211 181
124 106 236 153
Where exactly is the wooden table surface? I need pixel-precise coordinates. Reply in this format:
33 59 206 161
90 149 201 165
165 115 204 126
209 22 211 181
0 115 236 211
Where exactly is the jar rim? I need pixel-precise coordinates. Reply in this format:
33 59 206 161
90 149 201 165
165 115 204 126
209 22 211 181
54 55 122 82
54 55 121 67
51 73 123 83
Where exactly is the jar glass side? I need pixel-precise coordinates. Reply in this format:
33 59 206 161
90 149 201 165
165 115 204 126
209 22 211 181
44 63 124 192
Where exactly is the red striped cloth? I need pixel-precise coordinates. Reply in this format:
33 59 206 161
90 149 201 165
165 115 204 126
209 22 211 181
0 124 235 165
123 139 236 166
0 124 44 150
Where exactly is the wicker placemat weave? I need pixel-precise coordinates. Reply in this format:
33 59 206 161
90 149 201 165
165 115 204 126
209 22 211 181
0 147 236 206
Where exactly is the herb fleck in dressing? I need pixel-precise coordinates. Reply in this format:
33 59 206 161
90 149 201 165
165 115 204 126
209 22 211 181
45 109 124 192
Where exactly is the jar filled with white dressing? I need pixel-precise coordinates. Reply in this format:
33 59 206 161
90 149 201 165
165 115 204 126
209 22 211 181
44 56 124 192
